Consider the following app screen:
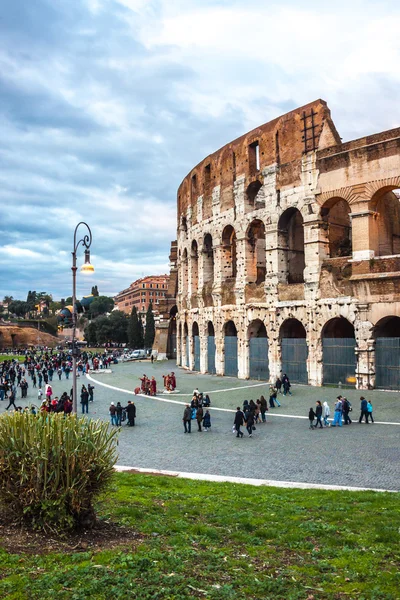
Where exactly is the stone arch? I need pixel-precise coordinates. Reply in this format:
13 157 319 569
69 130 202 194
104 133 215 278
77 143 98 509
321 317 356 386
278 208 305 284
374 316 400 390
246 219 266 285
248 319 269 380
321 197 352 258
11 333 18 348
245 180 264 211
167 305 178 360
192 321 200 371
279 318 308 384
369 187 400 256
181 248 188 296
207 320 216 374
191 240 199 294
221 225 237 280
203 233 214 285
224 319 238 377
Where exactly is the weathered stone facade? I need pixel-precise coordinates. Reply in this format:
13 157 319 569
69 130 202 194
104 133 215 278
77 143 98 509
176 99 400 390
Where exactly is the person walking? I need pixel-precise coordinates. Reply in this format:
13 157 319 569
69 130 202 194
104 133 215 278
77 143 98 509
308 407 316 429
5 388 17 411
260 395 268 422
367 400 374 423
245 410 255 437
80 386 89 414
115 402 123 426
109 402 117 426
88 383 95 402
282 374 292 396
125 401 136 426
331 396 343 427
342 397 352 425
323 401 330 427
359 396 369 424
203 410 211 431
315 401 323 428
196 405 204 432
234 407 244 438
183 404 192 433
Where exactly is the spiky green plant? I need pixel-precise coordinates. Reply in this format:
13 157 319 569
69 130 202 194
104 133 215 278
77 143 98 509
0 412 119 530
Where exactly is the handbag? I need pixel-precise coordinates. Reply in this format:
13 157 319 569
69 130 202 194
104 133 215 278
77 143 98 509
252 426 256 431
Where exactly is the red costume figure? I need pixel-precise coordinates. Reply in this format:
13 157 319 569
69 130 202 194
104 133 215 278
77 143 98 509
140 375 147 392
162 375 170 391
170 372 176 390
150 377 157 396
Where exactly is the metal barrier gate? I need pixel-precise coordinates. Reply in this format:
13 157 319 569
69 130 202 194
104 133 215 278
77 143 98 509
375 337 400 390
207 336 216 374
322 338 356 386
281 338 308 384
193 336 200 371
224 336 238 377
249 337 269 380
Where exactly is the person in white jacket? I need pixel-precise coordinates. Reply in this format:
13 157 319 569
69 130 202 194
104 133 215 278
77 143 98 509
323 401 330 427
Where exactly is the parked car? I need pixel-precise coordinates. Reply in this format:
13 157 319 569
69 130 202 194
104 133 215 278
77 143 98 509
131 349 147 360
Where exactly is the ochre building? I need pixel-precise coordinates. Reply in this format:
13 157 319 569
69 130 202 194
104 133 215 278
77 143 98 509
114 275 169 316
176 99 400 390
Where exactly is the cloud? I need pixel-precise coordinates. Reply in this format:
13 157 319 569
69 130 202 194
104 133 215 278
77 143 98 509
1 0 400 299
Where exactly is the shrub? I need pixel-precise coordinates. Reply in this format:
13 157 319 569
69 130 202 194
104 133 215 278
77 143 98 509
0 412 119 530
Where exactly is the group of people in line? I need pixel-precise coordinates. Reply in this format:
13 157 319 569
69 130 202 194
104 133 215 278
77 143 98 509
308 395 374 429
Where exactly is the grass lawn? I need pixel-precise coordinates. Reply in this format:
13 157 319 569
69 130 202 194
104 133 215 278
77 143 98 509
0 354 25 363
0 473 399 599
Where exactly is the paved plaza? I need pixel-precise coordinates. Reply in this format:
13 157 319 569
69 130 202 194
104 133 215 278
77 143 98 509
2 360 399 491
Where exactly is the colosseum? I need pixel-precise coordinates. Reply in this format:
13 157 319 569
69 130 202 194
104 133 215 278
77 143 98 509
175 99 400 390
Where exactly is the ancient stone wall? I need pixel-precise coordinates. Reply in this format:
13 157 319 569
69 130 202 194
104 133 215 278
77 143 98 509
176 100 400 390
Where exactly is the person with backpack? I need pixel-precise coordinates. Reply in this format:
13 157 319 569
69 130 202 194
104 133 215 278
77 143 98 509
315 401 323 428
367 400 374 423
359 396 369 424
308 407 316 429
342 397 352 425
331 396 343 427
115 402 123 426
234 407 244 438
203 410 211 431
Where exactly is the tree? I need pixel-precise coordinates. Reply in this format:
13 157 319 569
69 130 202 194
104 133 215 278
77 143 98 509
128 306 142 349
144 302 156 348
84 321 98 346
89 296 114 318
91 286 99 297
65 297 73 305
108 311 128 344
8 300 29 318
138 315 144 349
61 298 66 309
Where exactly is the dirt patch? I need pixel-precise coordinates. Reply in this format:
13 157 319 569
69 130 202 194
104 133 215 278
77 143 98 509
0 511 145 555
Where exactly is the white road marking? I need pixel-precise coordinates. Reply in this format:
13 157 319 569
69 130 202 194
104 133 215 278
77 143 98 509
114 465 397 493
86 374 400 425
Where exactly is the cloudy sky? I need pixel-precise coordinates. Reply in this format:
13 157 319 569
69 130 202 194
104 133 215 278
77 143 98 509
1 0 400 300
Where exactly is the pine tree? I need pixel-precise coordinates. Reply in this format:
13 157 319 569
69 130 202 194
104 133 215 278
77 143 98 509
144 302 155 348
138 314 144 349
128 306 139 348
91 285 99 297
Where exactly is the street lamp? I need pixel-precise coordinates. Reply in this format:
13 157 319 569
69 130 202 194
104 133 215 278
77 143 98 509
72 222 94 413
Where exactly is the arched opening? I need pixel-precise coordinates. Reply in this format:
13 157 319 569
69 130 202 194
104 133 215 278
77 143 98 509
248 319 269 380
321 198 352 258
184 322 189 368
167 305 178 360
322 317 356 386
203 234 214 285
192 322 200 371
221 225 237 280
278 208 305 284
246 220 266 285
246 180 263 210
182 249 188 296
279 318 308 383
374 316 400 389
191 240 199 294
11 334 18 348
207 321 216 374
371 189 400 256
224 320 238 377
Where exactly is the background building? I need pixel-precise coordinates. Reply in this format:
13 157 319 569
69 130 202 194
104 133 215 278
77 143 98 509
114 275 169 318
176 99 400 390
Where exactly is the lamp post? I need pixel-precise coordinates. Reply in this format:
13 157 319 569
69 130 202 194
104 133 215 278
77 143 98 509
72 222 94 413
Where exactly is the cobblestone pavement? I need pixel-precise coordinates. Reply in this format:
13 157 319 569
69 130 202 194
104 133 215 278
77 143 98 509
2 360 399 491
